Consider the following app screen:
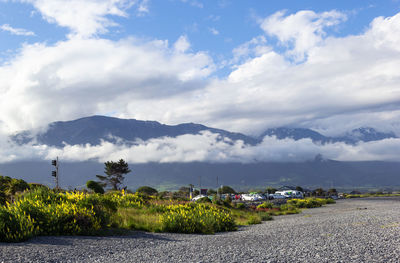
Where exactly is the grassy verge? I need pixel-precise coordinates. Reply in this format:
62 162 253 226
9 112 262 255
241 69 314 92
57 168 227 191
344 193 400 199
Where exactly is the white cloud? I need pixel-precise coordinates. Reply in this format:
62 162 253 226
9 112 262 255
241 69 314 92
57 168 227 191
209 27 219 35
180 0 203 8
173 35 191 53
230 36 270 64
0 37 214 133
2 131 400 164
0 24 35 36
14 0 146 37
137 0 149 15
1 6 400 165
199 11 400 134
260 10 347 61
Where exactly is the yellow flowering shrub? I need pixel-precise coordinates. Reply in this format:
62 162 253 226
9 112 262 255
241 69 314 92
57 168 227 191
287 198 335 208
160 203 236 234
103 191 145 208
0 205 36 242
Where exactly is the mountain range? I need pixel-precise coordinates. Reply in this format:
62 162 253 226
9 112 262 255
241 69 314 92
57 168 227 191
12 115 397 147
2 115 400 191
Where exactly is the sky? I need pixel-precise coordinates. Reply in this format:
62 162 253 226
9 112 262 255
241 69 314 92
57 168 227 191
1 0 400 163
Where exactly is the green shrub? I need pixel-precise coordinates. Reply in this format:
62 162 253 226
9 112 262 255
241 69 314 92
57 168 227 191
0 206 36 242
136 186 158 196
287 198 335 209
257 202 273 209
86 180 105 194
103 191 146 208
13 190 103 236
0 191 6 205
0 176 30 204
196 197 212 203
236 203 246 209
325 198 336 204
257 212 273 221
246 215 261 225
279 204 300 214
160 203 236 234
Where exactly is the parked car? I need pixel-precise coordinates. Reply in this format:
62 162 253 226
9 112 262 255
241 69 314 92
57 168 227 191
191 195 208 201
270 193 286 199
241 193 265 201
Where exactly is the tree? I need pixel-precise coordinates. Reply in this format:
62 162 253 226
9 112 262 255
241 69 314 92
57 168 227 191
327 188 337 196
314 188 325 197
295 186 304 192
220 185 236 194
207 189 217 195
265 187 277 194
96 159 131 190
86 180 105 194
136 186 158 196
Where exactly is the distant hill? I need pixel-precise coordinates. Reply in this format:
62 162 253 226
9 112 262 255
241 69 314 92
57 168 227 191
12 115 397 147
6 116 400 190
12 115 259 147
259 127 397 144
260 127 330 143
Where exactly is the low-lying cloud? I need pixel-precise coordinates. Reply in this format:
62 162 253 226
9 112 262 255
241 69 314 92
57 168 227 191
1 131 400 164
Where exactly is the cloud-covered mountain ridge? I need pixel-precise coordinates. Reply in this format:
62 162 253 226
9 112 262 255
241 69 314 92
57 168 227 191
12 115 397 147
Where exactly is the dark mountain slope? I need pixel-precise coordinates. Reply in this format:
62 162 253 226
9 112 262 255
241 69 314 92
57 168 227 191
13 115 259 147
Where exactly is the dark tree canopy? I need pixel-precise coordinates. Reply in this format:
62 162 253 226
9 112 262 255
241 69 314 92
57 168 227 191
314 188 325 196
220 185 236 194
86 180 105 194
207 189 217 195
136 186 158 195
328 188 337 195
0 175 30 204
96 159 131 190
265 187 277 194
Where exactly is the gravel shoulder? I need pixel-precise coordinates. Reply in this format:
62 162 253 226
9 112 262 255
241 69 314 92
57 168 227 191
1 197 400 263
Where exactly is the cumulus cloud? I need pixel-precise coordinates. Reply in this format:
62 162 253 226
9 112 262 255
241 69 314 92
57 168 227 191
260 10 347 61
1 5 400 164
0 24 35 36
230 36 270 65
200 11 400 134
0 37 214 133
173 35 191 53
13 0 147 37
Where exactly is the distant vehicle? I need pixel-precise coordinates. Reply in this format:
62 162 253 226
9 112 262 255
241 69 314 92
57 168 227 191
191 195 208 201
241 193 266 201
275 190 304 198
270 193 286 199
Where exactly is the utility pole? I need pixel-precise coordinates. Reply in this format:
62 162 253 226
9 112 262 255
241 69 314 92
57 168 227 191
189 184 194 199
51 157 59 190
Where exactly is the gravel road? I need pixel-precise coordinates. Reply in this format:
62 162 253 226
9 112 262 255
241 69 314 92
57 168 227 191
1 197 400 263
